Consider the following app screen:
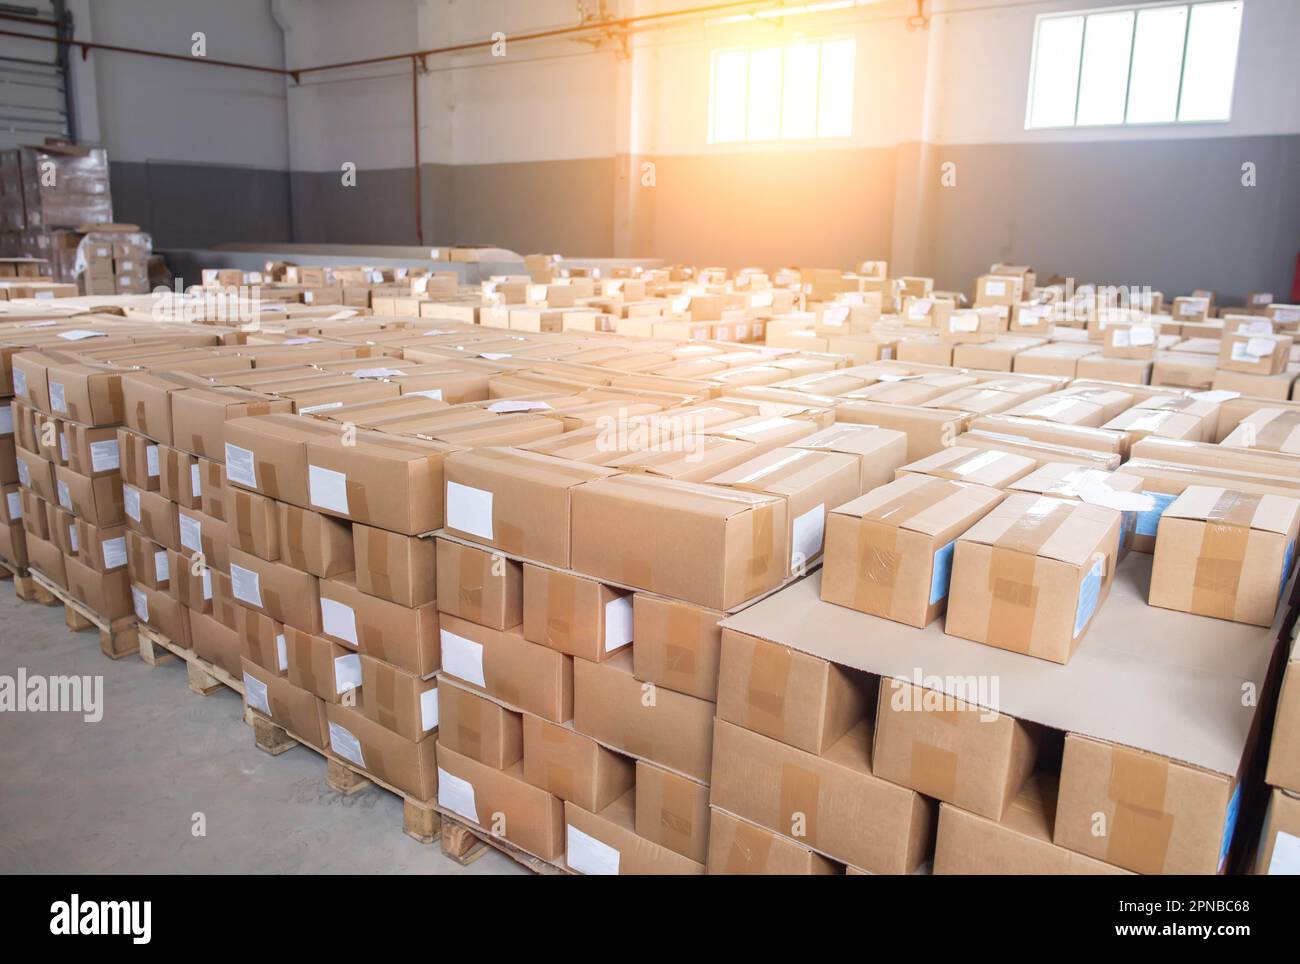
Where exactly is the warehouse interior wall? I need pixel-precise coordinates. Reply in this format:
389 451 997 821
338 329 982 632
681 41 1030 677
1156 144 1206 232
57 0 1300 300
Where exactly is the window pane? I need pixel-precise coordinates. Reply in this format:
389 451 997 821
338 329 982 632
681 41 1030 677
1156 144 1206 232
1028 16 1084 128
781 43 820 139
711 50 748 143
1126 5 1188 124
1076 10 1134 125
817 39 855 137
747 47 783 141
1179 1 1242 121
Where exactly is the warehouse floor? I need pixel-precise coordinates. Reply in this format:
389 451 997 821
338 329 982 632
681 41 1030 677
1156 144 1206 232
0 587 522 875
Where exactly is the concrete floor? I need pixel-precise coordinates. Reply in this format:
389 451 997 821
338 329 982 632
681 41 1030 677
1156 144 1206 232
0 585 523 875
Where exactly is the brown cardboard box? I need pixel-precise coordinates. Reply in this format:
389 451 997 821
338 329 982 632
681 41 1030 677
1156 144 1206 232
63 423 119 479
1075 354 1153 385
1128 394 1222 441
946 493 1121 663
444 447 617 567
634 759 710 863
228 546 321 633
126 529 169 590
242 657 329 750
1266 635 1300 793
239 607 286 676
439 613 572 722
45 361 123 425
26 533 66 586
821 475 1005 628
968 414 1126 456
353 523 435 608
435 537 521 629
1218 331 1291 376
171 386 293 461
933 774 1130 875
358 654 437 743
158 444 202 508
73 518 126 574
226 486 280 560
564 795 705 875
570 474 788 611
873 677 1039 820
521 564 632 662
324 701 438 801
631 593 723 701
710 718 933 874
222 413 335 506
176 507 228 573
716 628 870 755
188 611 243 680
284 625 361 702
1102 407 1204 445
1212 368 1297 400
16 448 53 501
318 574 439 677
1254 788 1300 875
1005 393 1109 427
131 582 189 645
55 465 122 527
166 548 211 615
116 428 156 490
896 445 1035 489
834 400 967 461
436 743 565 860
522 712 634 811
1152 352 1217 390
65 554 131 620
198 459 226 521
278 504 353 577
1221 407 1300 455
48 505 77 556
1102 321 1159 360
437 678 523 768
1053 733 1238 875
707 808 841 875
0 518 25 568
1149 486 1298 626
574 649 713 781
788 424 908 494
124 484 178 550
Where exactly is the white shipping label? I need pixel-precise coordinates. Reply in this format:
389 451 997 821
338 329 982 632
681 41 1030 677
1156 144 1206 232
565 825 620 876
350 367 404 379
230 564 263 607
244 673 271 716
1239 319 1273 335
190 463 202 497
308 465 350 514
0 404 11 435
57 329 107 341
333 653 363 694
276 634 288 671
437 767 479 824
983 279 1007 297
751 290 774 308
146 445 160 477
154 550 169 582
202 567 212 601
408 389 443 400
132 586 149 623
68 525 78 552
1267 830 1300 875
12 369 27 397
5 491 20 520
949 313 979 333
320 598 359 647
821 306 849 327
284 337 321 345
1273 308 1299 323
101 536 127 570
791 503 827 567
49 381 67 414
603 595 634 652
1247 337 1276 358
1111 329 1131 348
440 629 486 687
487 400 551 413
446 481 493 540
178 513 203 553
299 401 343 415
59 433 68 461
16 461 28 486
328 723 366 768
1129 326 1156 346
57 480 72 511
420 687 439 732
907 299 932 320
224 443 257 488
90 439 120 473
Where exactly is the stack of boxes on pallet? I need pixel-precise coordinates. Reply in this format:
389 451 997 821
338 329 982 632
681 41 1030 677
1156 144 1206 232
1261 612 1300 874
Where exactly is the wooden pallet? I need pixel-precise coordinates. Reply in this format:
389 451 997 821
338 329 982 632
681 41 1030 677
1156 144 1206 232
1 554 48 604
28 569 137 659
137 623 245 697
436 810 570 875
245 706 441 845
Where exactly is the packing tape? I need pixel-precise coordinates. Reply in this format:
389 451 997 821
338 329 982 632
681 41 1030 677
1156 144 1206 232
985 500 1073 656
458 547 485 622
659 773 698 849
108 376 124 419
135 401 148 434
1191 489 1257 620
663 602 701 687
1256 410 1300 452
746 502 776 599
545 570 575 649
854 521 900 619
725 817 775 874
455 687 484 757
283 505 306 570
261 462 279 500
778 762 820 846
367 527 393 600
745 642 792 740
373 664 398 729
1105 744 1174 874
359 615 388 661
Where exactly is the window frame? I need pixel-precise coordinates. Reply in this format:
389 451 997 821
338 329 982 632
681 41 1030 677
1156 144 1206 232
707 36 857 145
1023 0 1244 131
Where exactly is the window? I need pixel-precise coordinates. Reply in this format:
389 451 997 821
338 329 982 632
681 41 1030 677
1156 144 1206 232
709 38 855 143
1025 1 1243 129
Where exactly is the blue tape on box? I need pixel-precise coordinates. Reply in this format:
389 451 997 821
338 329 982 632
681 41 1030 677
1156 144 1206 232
929 540 955 605
1073 557 1104 639
1135 491 1177 537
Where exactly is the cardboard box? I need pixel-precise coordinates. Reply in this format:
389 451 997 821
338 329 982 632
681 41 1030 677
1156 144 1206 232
278 504 353 577
570 474 788 611
1218 331 1291 376
633 759 710 863
73 518 126 574
55 465 123 527
198 459 226 521
437 678 523 768
350 523 435 608
158 445 201 508
522 564 632 662
228 546 321 633
521 712 634 812
564 795 705 875
63 423 119 479
933 774 1130 875
27 533 66 586
821 475 1005 628
45 361 123 425
166 547 211 615
238 607 285 676
444 448 617 567
715 628 870 755
119 370 211 445
439 613 572 722
873 677 1039 819
1149 486 1298 626
123 484 177 550
325 701 438 801
188 611 243 680
1254 788 1300 875
1221 407 1300 455
226 486 280 561
436 743 565 860
65 554 131 620
116 428 157 491
318 574 439 677
896 445 1035 489
631 593 723 701
1266 635 1300 793
223 413 337 506
1212 368 1296 401
706 808 841 874
1053 733 1238 875
357 654 437 743
574 649 713 781
284 625 361 702
434 537 521 629
241 657 328 750
176 507 228 573
834 400 966 461
172 387 293 461
787 424 909 494
945 493 1121 663
125 529 169 590
710 718 934 874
